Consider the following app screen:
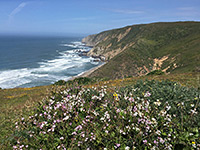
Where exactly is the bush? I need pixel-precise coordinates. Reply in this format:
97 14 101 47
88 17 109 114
147 70 165 76
54 80 67 86
9 80 200 149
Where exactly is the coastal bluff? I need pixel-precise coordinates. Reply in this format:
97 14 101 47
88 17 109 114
82 21 200 79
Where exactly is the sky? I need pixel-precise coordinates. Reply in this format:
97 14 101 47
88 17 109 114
0 0 199 36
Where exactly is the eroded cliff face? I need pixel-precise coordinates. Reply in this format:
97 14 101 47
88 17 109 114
82 34 98 47
83 27 133 61
82 31 110 47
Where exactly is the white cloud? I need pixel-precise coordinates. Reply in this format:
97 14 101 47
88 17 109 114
176 7 200 17
178 7 195 11
9 2 27 20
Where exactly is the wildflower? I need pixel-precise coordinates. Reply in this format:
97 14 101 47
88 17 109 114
129 97 134 102
144 91 151 97
143 139 147 144
116 143 120 147
191 109 198 114
166 105 171 111
75 125 83 131
13 146 18 149
154 100 161 106
113 92 118 97
125 146 130 150
60 137 64 140
47 115 51 120
63 116 69 120
192 141 195 144
154 140 158 144
113 92 119 100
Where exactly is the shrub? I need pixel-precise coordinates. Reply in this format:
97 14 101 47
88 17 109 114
147 70 165 76
54 80 67 86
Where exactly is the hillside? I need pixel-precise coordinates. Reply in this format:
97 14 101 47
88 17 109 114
82 22 200 79
1 74 199 149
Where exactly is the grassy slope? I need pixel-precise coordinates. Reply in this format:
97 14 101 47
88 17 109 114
88 22 200 79
0 86 51 148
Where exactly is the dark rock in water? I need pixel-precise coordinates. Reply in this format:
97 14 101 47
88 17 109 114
91 55 106 61
79 51 88 56
75 49 82 53
93 59 101 62
65 52 69 55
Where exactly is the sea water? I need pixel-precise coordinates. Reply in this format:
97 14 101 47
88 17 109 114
0 35 101 89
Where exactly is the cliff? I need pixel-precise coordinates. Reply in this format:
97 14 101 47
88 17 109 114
82 21 200 79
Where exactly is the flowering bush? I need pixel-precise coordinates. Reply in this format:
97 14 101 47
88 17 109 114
11 80 199 149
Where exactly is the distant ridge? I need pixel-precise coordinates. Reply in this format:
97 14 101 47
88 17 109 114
82 21 200 79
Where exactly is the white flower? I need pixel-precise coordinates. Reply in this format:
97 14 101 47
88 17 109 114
125 146 130 150
63 116 69 120
191 104 194 107
154 100 161 106
191 109 198 114
133 112 138 116
57 145 61 149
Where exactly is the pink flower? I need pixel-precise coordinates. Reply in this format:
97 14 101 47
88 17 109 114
143 139 147 144
154 140 158 144
13 146 18 149
116 143 120 147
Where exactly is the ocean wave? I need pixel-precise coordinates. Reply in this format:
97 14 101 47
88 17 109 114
0 41 100 89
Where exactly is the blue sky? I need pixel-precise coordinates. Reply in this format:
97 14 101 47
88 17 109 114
0 0 199 36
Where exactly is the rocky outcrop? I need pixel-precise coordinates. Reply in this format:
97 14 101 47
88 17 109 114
83 26 134 61
82 31 110 47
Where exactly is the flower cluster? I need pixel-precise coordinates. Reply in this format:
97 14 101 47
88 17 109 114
11 80 200 149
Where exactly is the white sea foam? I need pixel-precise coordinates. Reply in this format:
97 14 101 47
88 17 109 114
0 68 32 89
0 41 101 89
60 41 86 49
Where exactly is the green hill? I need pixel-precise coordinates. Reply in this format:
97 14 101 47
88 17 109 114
82 21 200 79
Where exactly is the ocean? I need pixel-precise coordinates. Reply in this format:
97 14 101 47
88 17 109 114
0 35 101 89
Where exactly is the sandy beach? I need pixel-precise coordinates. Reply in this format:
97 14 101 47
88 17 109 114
70 63 106 80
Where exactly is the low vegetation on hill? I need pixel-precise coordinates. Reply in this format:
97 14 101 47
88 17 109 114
0 73 199 149
82 22 200 79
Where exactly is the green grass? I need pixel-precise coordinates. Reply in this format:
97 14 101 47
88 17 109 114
0 86 51 149
86 22 200 79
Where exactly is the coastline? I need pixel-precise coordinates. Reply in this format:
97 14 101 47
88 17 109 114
70 62 106 80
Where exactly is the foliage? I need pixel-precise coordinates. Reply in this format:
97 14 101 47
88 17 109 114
9 80 200 149
147 70 165 76
54 77 108 86
54 80 67 86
